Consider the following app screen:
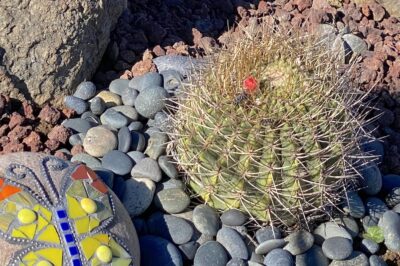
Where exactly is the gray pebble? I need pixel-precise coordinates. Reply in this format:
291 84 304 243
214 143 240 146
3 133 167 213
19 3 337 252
145 131 168 159
113 176 126 199
90 97 106 115
313 222 353 245
193 205 220 236
334 217 359 238
130 131 146 152
179 241 199 261
153 55 206 76
123 178 155 216
342 34 368 56
74 81 96 100
69 133 85 146
227 258 247 266
111 105 139 121
255 239 287 255
127 151 145 165
154 188 190 214
131 157 162 182
322 237 352 260
158 156 178 179
62 118 96 133
81 111 100 124
284 230 314 255
393 203 400 213
255 226 282 243
100 108 129 129
196 234 214 246
122 87 138 106
360 163 382 195
147 212 194 245
382 174 400 192
92 167 114 188
159 179 184 190
362 215 379 231
361 139 384 163
129 72 163 92
71 153 102 168
296 245 328 266
64 95 88 114
83 126 117 157
366 197 389 220
263 249 294 266
385 187 400 208
102 150 133 176
329 251 369 266
221 209 246 226
369 255 388 266
360 238 379 254
343 191 365 218
194 241 228 266
135 86 169 119
140 235 183 266
117 126 131 153
147 111 172 132
161 69 183 92
228 225 247 238
381 210 400 252
109 78 130 96
250 252 264 264
216 227 249 260
128 121 144 131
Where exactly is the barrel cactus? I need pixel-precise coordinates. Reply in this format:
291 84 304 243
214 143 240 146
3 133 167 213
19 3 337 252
170 26 373 229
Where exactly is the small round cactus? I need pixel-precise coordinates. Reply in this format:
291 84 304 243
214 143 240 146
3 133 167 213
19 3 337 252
170 25 374 229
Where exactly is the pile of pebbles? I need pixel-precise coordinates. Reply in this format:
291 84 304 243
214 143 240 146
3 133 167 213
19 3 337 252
61 55 400 266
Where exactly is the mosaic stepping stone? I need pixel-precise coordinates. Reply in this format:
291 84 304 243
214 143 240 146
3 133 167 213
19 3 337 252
0 152 139 266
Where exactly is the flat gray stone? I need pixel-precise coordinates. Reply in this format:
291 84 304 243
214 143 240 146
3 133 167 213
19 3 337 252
123 178 155 217
216 227 249 260
64 95 88 114
322 237 353 260
71 153 101 168
109 78 130 96
313 222 353 245
296 245 329 266
158 156 178 179
329 251 369 266
154 188 190 214
360 163 382 195
129 72 163 92
381 210 400 252
90 97 106 115
194 241 228 266
145 131 168 159
193 205 220 236
221 209 246 226
118 126 131 153
135 86 169 119
365 197 389 220
131 157 162 182
102 150 133 176
255 239 287 255
83 126 117 157
255 226 282 243
100 108 129 129
343 191 365 218
140 235 183 266
284 230 314 255
74 81 97 100
263 249 294 266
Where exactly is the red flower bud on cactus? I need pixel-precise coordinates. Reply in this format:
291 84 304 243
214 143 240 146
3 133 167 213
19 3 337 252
243 76 258 94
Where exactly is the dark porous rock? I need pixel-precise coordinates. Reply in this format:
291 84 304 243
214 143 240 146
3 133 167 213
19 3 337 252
64 95 88 114
118 126 131 153
144 131 168 159
62 118 96 133
140 235 183 266
74 81 97 100
369 255 388 266
329 251 369 266
380 210 400 252
122 178 155 217
284 230 314 255
109 78 130 96
131 157 162 182
92 167 114 188
365 197 389 220
193 205 220 236
147 212 194 245
313 222 353 245
127 151 145 165
179 241 200 261
227 258 247 266
100 108 129 129
360 238 379 254
343 191 366 218
296 245 328 266
102 150 133 175
194 241 228 266
89 97 106 115
255 226 282 243
158 156 178 179
322 237 353 260
129 72 163 92
216 227 249 260
382 174 400 192
255 239 287 255
385 187 400 207
263 249 294 266
130 131 146 152
154 188 190 214
135 86 169 119
221 209 246 226
360 163 382 195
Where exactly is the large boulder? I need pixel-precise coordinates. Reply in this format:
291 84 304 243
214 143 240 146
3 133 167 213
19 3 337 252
0 0 126 106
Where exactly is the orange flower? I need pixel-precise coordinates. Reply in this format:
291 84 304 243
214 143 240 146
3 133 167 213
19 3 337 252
243 76 258 94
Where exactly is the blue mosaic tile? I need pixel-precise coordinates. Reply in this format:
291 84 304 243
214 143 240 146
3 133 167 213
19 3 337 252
65 234 74 243
72 259 82 266
69 246 79 256
60 222 70 231
56 210 67 219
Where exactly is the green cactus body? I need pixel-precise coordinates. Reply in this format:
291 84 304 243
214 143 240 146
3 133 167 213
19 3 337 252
171 27 372 228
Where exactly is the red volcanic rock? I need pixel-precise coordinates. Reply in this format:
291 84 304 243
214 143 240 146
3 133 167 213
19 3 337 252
7 125 32 142
48 125 70 144
38 104 61 125
8 112 25 129
23 131 42 152
71 144 85 156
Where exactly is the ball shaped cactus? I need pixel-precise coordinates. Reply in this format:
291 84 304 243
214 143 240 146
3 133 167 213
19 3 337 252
170 26 374 229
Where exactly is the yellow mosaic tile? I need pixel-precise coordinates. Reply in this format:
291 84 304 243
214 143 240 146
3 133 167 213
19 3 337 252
66 194 86 219
111 258 132 266
110 238 130 258
88 217 100 231
35 248 62 266
37 225 60 244
4 201 16 212
0 213 14 232
76 216 90 235
36 215 48 232
17 223 37 239
34 205 52 222
11 228 26 238
17 209 37 224
93 234 109 243
81 236 101 259
68 180 88 198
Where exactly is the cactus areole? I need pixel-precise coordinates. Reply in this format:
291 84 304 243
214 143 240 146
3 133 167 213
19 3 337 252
170 27 374 229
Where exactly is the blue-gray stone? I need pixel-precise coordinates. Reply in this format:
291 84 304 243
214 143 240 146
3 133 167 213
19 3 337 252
153 55 206 76
362 215 379 231
135 86 169 119
64 95 88 114
229 225 247 238
382 174 400 192
71 153 101 168
147 111 171 132
117 126 131 153
160 69 183 92
295 245 329 266
255 239 287 255
145 131 168 159
127 151 145 165
361 139 384 163
334 217 359 238
381 210 400 252
250 252 264 264
89 97 106 115
69 133 85 146
194 241 228 266
147 212 194 245
128 121 144 131
159 179 184 190
366 197 389 219
342 34 368 55
81 111 100 124
322 237 352 260
386 187 400 207
179 241 199 261
129 72 163 92
110 105 138 121
369 255 388 266
360 238 379 254
123 178 155 216
113 176 126 199
227 258 247 266
216 227 249 259
255 226 282 243
343 191 365 218
360 163 382 195
102 150 133 176
193 205 220 236
154 188 190 214
74 81 97 100
329 251 369 266
263 249 294 266
122 87 138 106
92 167 114 188
221 209 246 226
313 222 353 245
131 157 162 182
284 230 314 255
100 108 129 129
130 131 146 152
140 235 183 266
393 203 400 213
133 218 148 236
158 156 178 179
109 78 130 96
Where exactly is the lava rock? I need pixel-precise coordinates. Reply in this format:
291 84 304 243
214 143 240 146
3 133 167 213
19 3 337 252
194 241 228 266
322 237 353 260
123 178 155 217
74 81 97 100
140 235 183 266
102 150 133 175
193 205 220 236
131 157 162 182
221 209 246 226
135 86 169 118
154 188 190 214
216 227 249 260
